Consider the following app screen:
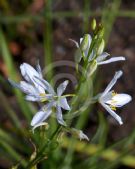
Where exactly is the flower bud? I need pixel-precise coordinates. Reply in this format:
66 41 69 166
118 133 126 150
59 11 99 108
91 19 96 30
98 24 104 37
75 49 82 63
97 39 105 55
80 34 90 51
87 60 97 77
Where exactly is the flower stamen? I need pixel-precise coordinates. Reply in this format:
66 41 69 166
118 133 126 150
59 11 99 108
40 93 47 102
112 91 117 96
110 105 116 111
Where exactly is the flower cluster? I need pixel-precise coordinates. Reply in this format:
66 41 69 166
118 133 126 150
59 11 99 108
9 22 132 141
71 34 125 66
9 63 71 130
71 33 125 77
71 31 132 125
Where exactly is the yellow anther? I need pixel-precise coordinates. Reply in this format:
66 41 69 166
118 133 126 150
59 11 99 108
40 93 46 102
41 98 47 102
110 105 116 111
112 91 117 97
40 93 46 96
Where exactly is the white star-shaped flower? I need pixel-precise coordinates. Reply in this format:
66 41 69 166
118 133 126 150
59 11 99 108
9 62 71 130
31 78 71 129
99 71 132 125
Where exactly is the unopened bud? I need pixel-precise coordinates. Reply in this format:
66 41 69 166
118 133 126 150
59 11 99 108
97 39 105 55
80 34 90 51
87 60 97 77
98 24 104 38
75 49 82 63
91 19 96 30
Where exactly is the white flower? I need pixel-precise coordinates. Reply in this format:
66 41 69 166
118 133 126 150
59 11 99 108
31 78 71 129
71 34 125 64
8 62 51 102
9 62 71 129
99 71 132 125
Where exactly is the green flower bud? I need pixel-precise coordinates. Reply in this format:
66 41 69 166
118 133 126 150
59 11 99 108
80 34 90 51
87 60 97 77
91 19 96 30
97 39 105 55
75 49 82 63
98 24 104 38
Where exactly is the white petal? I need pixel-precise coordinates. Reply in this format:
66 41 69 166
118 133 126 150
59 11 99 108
59 97 71 110
97 57 125 65
20 81 38 95
8 79 38 95
31 109 52 127
36 60 43 78
101 103 123 125
57 80 69 96
96 52 110 62
107 93 132 107
20 63 44 93
25 95 41 102
31 111 45 126
31 102 54 127
99 91 112 103
33 76 55 95
80 37 83 44
32 122 48 132
20 63 29 81
20 63 38 82
56 106 67 126
102 71 123 97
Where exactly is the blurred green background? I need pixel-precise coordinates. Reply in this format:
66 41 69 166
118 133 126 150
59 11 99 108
0 0 135 168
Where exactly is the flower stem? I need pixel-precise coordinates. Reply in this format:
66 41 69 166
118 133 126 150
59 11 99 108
26 125 62 168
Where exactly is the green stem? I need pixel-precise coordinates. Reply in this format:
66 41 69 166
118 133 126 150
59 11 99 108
26 126 62 168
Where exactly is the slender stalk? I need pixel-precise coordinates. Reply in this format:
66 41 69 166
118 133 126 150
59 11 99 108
25 125 62 168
